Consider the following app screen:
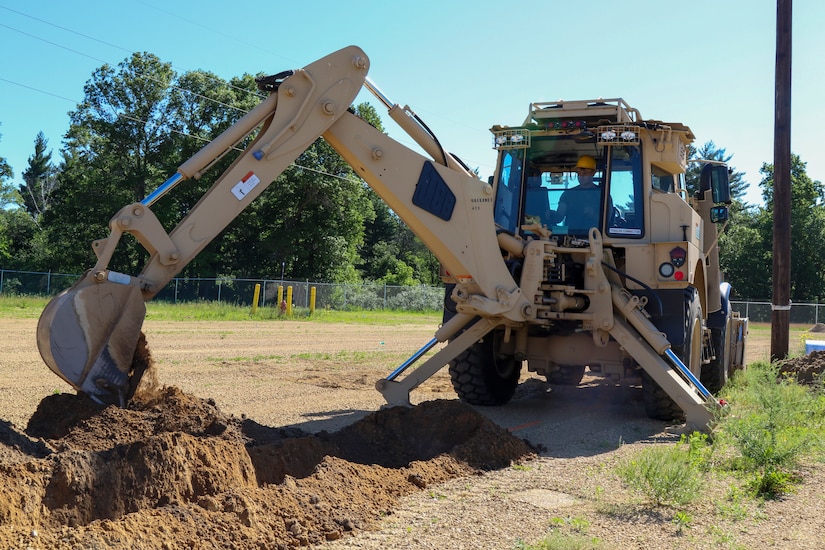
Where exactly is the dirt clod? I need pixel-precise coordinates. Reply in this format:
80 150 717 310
0 385 533 548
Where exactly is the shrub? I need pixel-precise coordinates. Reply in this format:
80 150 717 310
715 362 824 498
0 277 22 295
386 286 443 312
326 283 383 310
616 441 703 507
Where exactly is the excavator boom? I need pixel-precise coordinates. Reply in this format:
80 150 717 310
36 46 523 405
38 46 370 404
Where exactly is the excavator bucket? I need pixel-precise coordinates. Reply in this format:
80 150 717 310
37 274 146 406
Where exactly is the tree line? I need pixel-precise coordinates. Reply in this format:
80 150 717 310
0 52 436 287
0 52 823 300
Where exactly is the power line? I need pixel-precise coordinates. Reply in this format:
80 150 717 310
0 77 79 105
0 5 130 55
0 5 262 102
0 74 355 185
0 4 490 174
0 4 492 175
0 10 372 184
0 21 258 117
116 112 356 184
0 21 108 65
132 0 297 66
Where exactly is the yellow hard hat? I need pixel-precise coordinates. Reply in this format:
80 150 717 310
576 155 597 170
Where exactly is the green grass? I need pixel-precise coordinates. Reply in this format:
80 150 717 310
616 435 705 507
515 532 602 550
0 295 441 325
516 517 602 549
597 360 825 548
0 295 51 318
616 360 825 506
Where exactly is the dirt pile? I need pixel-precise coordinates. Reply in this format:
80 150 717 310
778 349 825 385
0 384 534 549
808 323 825 333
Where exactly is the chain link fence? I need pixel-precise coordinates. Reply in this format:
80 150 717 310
3 270 824 322
730 301 825 326
0 269 445 312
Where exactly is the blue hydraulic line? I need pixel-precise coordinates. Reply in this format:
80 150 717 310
385 338 438 381
142 172 184 207
664 348 714 401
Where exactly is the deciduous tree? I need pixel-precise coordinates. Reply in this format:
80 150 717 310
757 154 825 301
44 52 177 273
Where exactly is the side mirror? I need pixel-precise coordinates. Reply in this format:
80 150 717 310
710 205 729 224
700 164 731 204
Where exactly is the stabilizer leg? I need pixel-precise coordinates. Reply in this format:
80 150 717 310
376 316 497 407
609 317 716 429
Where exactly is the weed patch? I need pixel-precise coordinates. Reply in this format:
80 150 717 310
616 440 703 507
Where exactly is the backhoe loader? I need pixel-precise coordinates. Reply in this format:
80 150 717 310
37 46 747 428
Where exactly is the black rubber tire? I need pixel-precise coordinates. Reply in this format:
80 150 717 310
448 330 521 406
640 370 682 421
546 364 586 386
702 323 730 394
642 287 702 421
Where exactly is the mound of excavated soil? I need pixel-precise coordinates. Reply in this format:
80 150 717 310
778 349 825 385
0 384 534 549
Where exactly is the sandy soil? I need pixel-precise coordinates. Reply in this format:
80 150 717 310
0 316 822 549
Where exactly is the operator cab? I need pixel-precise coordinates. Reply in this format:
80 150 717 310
492 137 644 240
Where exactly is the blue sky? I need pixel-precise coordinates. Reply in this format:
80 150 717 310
1 0 822 207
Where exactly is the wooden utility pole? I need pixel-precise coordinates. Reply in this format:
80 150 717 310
771 0 792 361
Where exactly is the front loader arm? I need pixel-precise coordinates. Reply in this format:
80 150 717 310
37 45 527 405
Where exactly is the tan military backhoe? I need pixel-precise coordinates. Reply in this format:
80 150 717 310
37 46 746 429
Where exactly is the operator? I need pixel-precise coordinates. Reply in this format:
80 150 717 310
548 155 603 232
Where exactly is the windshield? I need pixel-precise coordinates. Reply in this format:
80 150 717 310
492 138 644 238
530 170 605 236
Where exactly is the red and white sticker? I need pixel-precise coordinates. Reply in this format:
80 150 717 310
231 171 261 200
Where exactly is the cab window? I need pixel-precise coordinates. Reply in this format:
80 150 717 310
606 147 643 238
652 165 675 193
493 149 525 234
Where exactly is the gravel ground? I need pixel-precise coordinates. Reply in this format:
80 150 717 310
2 317 823 549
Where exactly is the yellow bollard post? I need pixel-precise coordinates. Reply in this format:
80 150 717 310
277 286 284 316
310 286 316 315
251 283 261 315
286 286 293 316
